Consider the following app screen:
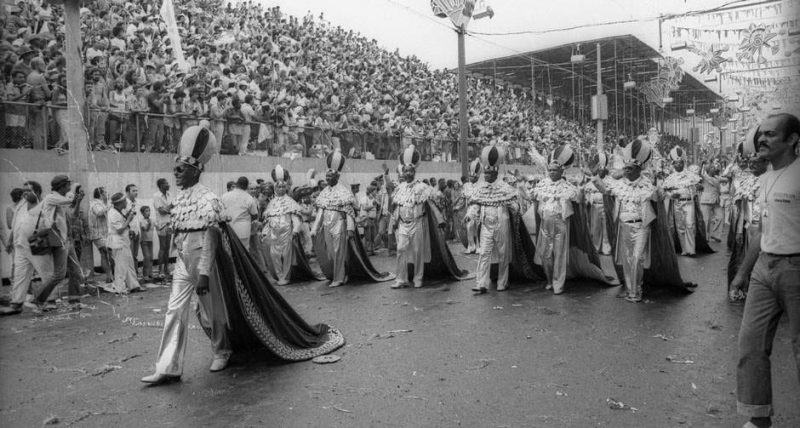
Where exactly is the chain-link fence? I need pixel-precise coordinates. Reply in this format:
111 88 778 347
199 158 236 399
1 101 535 165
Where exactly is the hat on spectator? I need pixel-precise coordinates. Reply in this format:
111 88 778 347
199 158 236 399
18 46 35 58
271 165 290 183
326 148 346 172
480 145 503 172
51 175 71 190
176 124 218 172
621 137 652 168
547 144 574 168
110 192 126 205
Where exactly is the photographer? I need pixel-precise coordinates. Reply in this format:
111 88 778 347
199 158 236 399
105 193 143 294
32 176 83 312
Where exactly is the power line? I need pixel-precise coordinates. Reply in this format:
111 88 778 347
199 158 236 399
466 0 765 36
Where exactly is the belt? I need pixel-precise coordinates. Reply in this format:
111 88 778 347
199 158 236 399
623 219 642 223
679 198 692 201
174 227 207 233
763 252 800 258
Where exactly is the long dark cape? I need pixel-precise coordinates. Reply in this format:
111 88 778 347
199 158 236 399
726 199 755 294
604 197 696 293
261 235 327 283
413 201 474 282
507 207 545 281
313 225 394 283
205 223 345 360
532 200 604 277
665 198 715 255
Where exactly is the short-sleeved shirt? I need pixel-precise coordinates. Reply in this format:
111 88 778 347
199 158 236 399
107 208 130 250
759 157 800 254
221 188 258 240
152 191 173 234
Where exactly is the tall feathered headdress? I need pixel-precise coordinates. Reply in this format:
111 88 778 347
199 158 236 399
480 144 503 172
469 158 483 176
622 137 652 167
326 148 346 172
547 144 575 168
669 146 686 162
176 123 218 171
737 126 760 160
400 145 421 168
271 164 290 182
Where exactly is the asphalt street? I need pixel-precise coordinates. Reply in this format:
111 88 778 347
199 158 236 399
1 241 798 427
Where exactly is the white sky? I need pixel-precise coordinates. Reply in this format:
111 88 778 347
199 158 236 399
255 0 739 70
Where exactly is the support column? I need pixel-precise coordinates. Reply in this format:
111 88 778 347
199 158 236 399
595 43 604 151
64 0 89 198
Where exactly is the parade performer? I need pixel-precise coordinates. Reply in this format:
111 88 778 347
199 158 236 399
391 145 472 288
466 145 540 294
460 159 482 254
142 125 344 385
311 149 393 287
592 137 697 302
583 151 614 255
261 165 326 285
662 147 714 256
727 128 767 302
532 144 605 294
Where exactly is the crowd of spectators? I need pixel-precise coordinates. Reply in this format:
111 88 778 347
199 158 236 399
1 0 655 164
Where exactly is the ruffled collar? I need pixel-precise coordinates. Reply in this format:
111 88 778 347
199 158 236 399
314 183 356 210
171 184 223 230
469 180 518 205
611 176 655 202
393 181 434 207
265 195 302 217
534 178 578 200
663 170 701 189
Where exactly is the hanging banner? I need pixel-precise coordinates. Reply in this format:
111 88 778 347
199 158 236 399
160 0 189 71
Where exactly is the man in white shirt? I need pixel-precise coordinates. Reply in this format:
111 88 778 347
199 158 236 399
0 183 51 315
152 178 173 282
732 113 800 428
220 176 258 250
106 193 142 294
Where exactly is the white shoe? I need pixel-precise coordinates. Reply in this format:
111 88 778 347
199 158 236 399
209 356 230 372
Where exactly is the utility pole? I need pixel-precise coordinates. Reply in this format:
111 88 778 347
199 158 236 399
457 25 469 178
64 0 89 196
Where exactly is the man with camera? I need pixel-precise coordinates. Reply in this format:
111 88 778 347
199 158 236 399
31 175 84 312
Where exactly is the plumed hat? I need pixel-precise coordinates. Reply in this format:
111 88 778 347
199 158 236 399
326 148 346 172
271 164 290 182
480 145 503 172
669 146 686 162
400 145 421 167
469 158 483 176
176 124 217 171
737 126 760 160
547 144 575 168
622 137 652 167
396 163 404 175
595 150 609 169
306 168 317 183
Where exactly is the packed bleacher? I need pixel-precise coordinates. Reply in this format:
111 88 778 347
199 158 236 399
2 0 651 164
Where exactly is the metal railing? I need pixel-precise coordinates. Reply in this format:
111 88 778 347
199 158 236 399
0 101 536 164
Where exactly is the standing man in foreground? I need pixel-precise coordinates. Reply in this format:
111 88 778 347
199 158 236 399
733 113 800 428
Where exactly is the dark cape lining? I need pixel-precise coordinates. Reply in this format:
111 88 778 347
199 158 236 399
411 201 474 283
203 223 345 360
665 198 715 255
260 235 327 283
313 217 394 283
